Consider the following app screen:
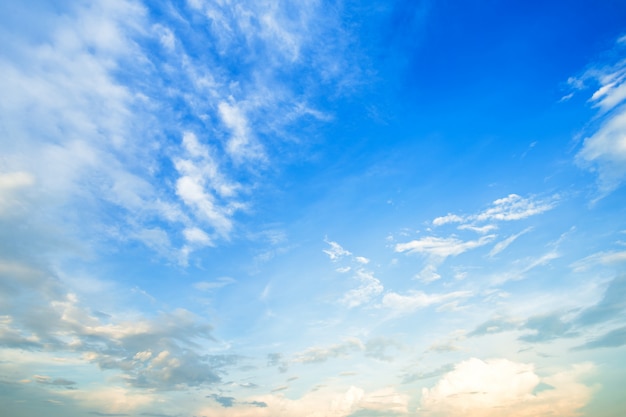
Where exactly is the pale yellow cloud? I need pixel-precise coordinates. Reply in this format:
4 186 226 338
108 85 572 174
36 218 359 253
420 358 594 417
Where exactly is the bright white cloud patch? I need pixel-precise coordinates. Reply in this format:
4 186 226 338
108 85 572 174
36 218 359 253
420 358 594 417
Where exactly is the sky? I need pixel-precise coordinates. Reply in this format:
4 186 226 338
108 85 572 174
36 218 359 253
1 0 626 416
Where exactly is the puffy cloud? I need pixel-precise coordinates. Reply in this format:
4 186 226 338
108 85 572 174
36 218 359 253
420 358 594 417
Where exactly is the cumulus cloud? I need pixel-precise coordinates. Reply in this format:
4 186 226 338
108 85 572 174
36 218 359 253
420 358 594 417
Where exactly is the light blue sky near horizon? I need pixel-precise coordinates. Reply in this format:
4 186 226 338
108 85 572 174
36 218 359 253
1 1 626 416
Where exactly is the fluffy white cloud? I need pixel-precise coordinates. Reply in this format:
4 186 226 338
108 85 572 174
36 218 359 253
420 358 594 417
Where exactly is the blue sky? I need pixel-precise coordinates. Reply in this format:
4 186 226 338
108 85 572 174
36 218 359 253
1 1 626 416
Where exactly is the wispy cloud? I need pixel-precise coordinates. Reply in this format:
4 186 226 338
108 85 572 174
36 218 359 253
570 38 626 196
489 227 533 258
421 358 594 417
395 235 495 258
323 239 352 261
382 290 472 315
433 194 557 228
340 269 383 308
294 338 364 364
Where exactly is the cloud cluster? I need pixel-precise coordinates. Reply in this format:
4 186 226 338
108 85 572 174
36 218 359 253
420 358 593 417
468 274 626 350
394 194 554 283
0 0 363 267
0 258 234 392
196 384 409 417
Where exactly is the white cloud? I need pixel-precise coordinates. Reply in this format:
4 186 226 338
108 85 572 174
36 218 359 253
492 249 560 284
294 338 364 364
175 175 233 237
415 264 441 283
194 384 408 417
576 108 626 194
0 171 35 216
323 239 352 261
475 194 556 222
432 213 463 226
573 40 626 195
218 101 265 163
355 256 370 264
488 227 533 257
420 358 594 417
340 269 383 308
193 277 236 291
183 227 212 246
570 250 626 272
395 235 495 259
382 290 472 315
432 194 556 229
458 224 498 234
